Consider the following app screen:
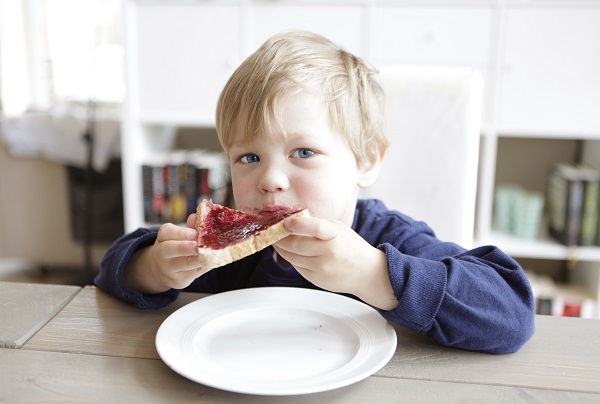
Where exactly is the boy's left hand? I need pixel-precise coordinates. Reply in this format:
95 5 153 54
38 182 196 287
274 216 398 311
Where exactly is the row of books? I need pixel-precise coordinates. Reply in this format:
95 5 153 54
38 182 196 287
536 295 596 318
527 271 596 319
494 184 544 240
546 163 600 246
142 150 230 224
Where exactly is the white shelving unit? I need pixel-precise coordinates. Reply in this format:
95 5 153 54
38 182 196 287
121 0 600 317
478 1 600 318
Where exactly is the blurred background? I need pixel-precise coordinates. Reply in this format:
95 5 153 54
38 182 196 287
1 0 599 318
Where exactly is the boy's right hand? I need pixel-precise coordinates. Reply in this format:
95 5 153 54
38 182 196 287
123 214 209 294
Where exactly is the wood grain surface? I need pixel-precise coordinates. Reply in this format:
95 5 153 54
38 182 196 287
3 348 599 403
22 286 600 396
24 286 204 358
0 282 80 348
382 316 600 394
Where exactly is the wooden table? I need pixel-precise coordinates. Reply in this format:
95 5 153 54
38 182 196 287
1 284 600 402
0 281 80 348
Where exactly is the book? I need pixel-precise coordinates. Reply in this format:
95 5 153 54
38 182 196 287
546 163 600 246
577 165 600 246
189 150 230 206
166 151 188 224
546 163 584 246
184 161 198 217
141 164 153 223
147 155 168 224
494 184 544 240
141 149 231 224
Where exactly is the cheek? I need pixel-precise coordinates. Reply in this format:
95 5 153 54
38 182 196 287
294 171 356 215
231 174 252 205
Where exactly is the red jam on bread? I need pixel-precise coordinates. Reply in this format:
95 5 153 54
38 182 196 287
194 200 310 269
197 201 304 249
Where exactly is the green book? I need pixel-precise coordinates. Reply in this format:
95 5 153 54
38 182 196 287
577 165 600 246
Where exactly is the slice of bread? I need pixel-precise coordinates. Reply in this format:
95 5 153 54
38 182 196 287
195 199 310 269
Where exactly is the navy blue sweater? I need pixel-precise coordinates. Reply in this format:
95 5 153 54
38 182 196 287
95 199 535 354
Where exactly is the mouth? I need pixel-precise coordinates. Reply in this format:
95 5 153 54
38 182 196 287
258 204 300 216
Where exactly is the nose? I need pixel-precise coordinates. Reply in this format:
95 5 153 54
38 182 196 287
258 163 289 193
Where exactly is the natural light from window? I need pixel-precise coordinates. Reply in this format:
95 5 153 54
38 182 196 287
0 0 124 116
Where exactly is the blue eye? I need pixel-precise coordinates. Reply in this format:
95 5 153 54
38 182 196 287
293 149 315 159
240 154 260 164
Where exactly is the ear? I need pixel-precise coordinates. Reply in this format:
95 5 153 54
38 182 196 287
358 149 385 189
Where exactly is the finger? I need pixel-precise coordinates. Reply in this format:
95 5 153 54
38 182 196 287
157 223 197 243
169 254 208 274
272 246 299 269
157 239 199 260
187 213 198 229
283 217 337 241
167 264 211 289
275 235 319 257
273 244 316 269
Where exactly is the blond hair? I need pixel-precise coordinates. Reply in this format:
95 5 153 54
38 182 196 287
215 30 388 166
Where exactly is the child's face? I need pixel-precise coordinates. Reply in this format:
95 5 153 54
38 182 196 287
227 91 376 226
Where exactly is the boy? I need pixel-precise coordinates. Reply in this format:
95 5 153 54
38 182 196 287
96 31 534 354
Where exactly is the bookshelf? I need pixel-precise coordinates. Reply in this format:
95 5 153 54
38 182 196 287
488 229 600 262
121 0 600 318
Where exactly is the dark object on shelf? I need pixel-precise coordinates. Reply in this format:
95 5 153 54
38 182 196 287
65 101 123 285
546 163 600 246
536 297 553 316
562 303 582 318
67 158 124 243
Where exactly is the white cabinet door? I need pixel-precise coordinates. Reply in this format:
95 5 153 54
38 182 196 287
130 4 242 124
371 6 493 67
498 8 600 136
249 4 365 57
371 6 493 127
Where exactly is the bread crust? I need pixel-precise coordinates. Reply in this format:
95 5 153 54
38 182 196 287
196 202 309 269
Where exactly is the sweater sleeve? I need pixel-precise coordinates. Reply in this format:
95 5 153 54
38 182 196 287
94 227 181 309
352 199 535 354
379 239 535 354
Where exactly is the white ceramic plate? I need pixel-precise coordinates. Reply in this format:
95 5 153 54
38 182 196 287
156 287 397 395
